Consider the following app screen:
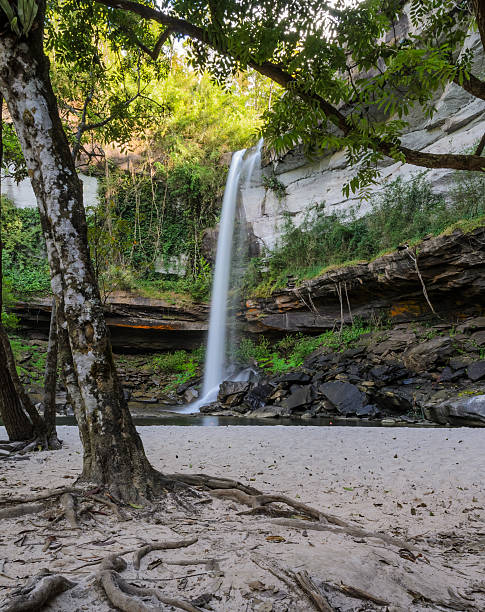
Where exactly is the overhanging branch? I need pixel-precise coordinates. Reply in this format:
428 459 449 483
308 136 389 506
94 0 485 174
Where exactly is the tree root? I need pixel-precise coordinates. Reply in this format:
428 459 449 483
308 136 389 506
271 518 417 551
0 572 75 612
99 547 204 612
60 493 79 529
167 473 261 496
253 556 334 612
0 503 45 521
133 537 198 570
209 488 346 525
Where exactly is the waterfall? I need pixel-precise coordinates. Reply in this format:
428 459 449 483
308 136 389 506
181 142 262 413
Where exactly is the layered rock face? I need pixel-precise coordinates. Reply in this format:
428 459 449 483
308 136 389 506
240 28 485 252
12 292 208 351
244 227 485 333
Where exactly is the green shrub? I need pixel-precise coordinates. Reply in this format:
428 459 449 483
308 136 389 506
235 320 374 373
245 172 485 295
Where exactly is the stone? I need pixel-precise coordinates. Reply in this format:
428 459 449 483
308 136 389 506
318 381 366 415
250 405 291 418
449 356 476 370
375 388 413 412
470 331 485 346
217 381 251 406
467 361 485 382
246 384 275 410
355 404 381 418
282 385 315 411
0 449 10 457
274 372 311 384
403 337 453 372
439 366 464 383
372 332 416 355
456 316 485 333
381 418 396 426
430 395 485 426
183 387 199 403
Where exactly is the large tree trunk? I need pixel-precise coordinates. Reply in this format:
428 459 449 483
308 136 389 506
0 12 159 500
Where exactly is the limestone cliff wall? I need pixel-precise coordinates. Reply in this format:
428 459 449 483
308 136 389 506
240 30 485 252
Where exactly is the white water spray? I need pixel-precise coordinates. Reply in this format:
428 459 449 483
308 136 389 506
181 142 262 413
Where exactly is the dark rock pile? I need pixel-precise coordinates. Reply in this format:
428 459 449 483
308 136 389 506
201 317 485 426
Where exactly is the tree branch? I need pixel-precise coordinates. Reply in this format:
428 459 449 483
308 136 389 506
94 0 485 174
454 71 485 102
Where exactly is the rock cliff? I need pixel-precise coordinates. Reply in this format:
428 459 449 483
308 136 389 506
240 28 485 252
243 226 485 333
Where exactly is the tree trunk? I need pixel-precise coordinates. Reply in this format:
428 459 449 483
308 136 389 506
0 90 33 441
0 341 33 441
43 300 61 448
0 12 159 500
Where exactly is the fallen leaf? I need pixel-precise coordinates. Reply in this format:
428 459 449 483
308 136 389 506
266 535 286 543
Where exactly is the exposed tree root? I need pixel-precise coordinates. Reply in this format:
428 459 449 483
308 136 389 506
0 487 79 507
167 473 261 496
253 556 334 612
0 503 45 520
60 493 79 529
338 583 389 606
271 518 417 551
0 572 75 612
133 537 198 570
210 487 346 526
99 546 204 612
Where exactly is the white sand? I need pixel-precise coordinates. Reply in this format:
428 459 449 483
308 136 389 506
1 425 484 611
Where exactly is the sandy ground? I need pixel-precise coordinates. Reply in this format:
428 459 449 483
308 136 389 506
0 425 484 611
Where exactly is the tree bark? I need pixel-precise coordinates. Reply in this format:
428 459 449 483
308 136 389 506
0 340 33 441
0 91 34 441
43 300 61 447
0 10 158 500
472 0 485 53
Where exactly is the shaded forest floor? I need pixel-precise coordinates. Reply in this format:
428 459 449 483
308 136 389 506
1 425 484 611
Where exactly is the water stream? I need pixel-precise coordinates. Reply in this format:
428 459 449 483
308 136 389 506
181 142 263 413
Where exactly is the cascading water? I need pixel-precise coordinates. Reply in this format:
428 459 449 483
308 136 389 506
181 141 262 413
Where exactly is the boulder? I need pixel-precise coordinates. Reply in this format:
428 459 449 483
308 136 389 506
274 372 311 384
470 331 485 346
467 361 485 382
439 366 465 383
430 395 485 426
246 383 275 410
356 404 381 418
403 337 453 371
374 387 413 413
318 381 366 415
183 387 199 403
282 385 315 411
217 381 251 406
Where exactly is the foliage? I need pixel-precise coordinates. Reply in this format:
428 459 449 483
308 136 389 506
1 197 50 296
95 0 485 194
245 172 485 295
88 61 266 301
235 320 375 373
261 174 287 201
45 0 168 160
151 346 204 390
9 335 46 384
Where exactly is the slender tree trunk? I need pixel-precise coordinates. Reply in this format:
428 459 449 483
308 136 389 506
43 300 61 448
0 9 158 500
0 91 34 441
